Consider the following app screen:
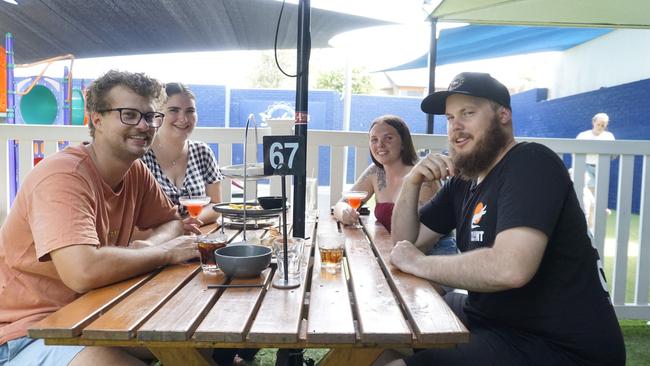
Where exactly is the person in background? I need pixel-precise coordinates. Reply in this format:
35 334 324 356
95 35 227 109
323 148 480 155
141 82 223 234
333 115 457 256
575 112 615 230
387 72 624 365
0 70 197 365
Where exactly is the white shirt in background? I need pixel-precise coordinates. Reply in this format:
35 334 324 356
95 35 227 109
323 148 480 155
576 130 615 165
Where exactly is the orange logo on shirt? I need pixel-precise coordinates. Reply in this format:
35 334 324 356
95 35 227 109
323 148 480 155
471 202 487 229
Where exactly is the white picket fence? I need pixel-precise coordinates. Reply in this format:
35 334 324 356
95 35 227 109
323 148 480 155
0 122 648 319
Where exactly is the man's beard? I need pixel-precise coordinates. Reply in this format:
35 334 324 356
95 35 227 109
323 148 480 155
449 115 510 180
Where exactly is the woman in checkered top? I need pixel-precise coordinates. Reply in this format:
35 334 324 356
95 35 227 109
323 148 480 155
141 82 224 233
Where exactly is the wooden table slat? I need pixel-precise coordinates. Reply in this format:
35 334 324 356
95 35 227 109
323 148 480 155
137 270 228 341
362 216 470 344
193 268 273 342
344 225 412 344
246 221 314 343
82 264 199 340
28 273 154 339
306 216 356 344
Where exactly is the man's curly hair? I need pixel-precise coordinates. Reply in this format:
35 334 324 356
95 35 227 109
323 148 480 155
85 70 165 138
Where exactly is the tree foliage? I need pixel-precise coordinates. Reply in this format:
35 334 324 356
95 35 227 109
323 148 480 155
316 68 374 95
250 52 294 89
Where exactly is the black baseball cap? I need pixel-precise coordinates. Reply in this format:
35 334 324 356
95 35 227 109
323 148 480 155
421 72 511 115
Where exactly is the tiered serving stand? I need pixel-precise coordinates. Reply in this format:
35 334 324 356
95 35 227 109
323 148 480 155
214 115 286 243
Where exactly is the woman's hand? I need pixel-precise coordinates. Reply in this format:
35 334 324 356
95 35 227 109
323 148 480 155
333 201 360 225
182 217 203 235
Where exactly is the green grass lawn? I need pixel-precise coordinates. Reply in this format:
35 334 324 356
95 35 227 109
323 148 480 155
251 349 328 365
620 320 650 366
606 209 640 243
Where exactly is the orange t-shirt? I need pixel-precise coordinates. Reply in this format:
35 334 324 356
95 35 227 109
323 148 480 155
0 144 178 344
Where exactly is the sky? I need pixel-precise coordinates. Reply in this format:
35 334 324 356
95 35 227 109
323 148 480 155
13 0 560 92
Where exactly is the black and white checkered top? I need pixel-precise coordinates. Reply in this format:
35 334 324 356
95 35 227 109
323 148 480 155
141 140 223 215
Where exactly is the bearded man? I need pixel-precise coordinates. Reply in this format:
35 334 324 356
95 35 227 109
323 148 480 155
388 72 624 366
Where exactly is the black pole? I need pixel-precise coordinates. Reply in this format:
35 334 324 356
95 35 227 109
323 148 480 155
426 17 438 135
281 176 289 285
293 0 310 238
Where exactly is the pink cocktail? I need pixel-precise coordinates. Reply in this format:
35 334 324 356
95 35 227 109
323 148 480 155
342 191 367 228
179 196 211 219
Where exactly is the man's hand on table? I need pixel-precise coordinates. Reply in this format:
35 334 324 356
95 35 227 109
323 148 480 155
156 235 199 265
390 240 426 275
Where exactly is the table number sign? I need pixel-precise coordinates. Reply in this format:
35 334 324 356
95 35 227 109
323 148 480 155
263 135 306 176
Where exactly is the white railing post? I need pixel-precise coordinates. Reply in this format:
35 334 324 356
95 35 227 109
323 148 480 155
592 155 612 257
611 155 634 304
218 142 233 201
355 145 369 181
634 155 650 306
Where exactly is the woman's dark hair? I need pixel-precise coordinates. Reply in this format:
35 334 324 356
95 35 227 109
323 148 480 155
164 82 195 101
369 115 418 168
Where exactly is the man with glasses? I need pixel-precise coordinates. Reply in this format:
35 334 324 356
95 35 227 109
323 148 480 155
0 70 197 365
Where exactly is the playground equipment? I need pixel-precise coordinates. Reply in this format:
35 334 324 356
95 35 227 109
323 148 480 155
3 32 87 201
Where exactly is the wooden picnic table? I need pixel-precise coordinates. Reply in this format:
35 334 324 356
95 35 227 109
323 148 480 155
28 211 468 365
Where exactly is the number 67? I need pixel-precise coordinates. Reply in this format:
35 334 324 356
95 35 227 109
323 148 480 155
270 142 299 169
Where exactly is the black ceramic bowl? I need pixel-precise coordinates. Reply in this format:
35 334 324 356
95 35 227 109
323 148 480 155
215 245 272 278
257 196 286 210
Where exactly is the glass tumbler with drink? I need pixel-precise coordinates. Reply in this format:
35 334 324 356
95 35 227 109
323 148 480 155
196 233 228 273
317 233 345 273
341 190 367 228
272 237 305 280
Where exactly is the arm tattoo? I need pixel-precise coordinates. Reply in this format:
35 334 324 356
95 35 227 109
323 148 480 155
377 167 387 191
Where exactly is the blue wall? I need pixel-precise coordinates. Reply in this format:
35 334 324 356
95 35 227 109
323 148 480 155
511 79 650 213
188 78 650 212
26 77 643 211
192 84 227 127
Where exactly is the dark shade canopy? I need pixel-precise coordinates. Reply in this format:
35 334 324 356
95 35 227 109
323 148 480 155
0 0 389 64
383 25 612 72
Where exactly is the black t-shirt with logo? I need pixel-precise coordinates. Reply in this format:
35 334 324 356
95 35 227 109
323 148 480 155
419 142 624 364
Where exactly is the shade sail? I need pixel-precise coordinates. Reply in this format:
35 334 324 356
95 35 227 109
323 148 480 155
0 0 389 64
382 25 612 72
432 0 650 29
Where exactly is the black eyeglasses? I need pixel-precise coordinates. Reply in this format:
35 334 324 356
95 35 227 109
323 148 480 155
98 108 164 128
